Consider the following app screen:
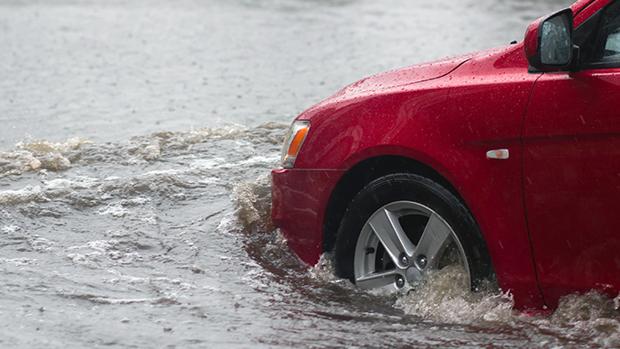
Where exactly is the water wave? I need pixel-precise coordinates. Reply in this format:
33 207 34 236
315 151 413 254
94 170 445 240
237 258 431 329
3 123 619 348
0 122 287 178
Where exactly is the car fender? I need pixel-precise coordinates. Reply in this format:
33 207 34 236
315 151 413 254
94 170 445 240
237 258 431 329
294 45 547 309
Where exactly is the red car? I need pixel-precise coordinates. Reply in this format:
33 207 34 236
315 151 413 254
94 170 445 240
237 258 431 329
272 0 620 310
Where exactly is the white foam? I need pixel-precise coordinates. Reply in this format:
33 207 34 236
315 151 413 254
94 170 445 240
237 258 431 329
29 236 55 252
231 174 273 232
236 154 280 166
397 266 514 324
190 158 227 170
1 225 21 234
307 253 341 283
0 258 37 266
529 291 620 347
0 137 92 175
98 203 130 218
44 176 98 190
0 186 48 205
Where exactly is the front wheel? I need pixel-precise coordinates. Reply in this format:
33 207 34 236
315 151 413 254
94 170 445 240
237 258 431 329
334 173 493 292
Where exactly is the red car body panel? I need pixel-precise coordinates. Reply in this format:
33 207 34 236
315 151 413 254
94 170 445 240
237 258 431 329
524 68 620 307
271 168 344 264
271 0 619 310
332 54 474 98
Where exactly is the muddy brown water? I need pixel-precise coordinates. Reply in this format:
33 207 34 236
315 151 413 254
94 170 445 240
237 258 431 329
1 0 619 348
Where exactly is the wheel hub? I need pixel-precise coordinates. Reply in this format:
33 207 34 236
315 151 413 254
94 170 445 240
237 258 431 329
353 201 470 291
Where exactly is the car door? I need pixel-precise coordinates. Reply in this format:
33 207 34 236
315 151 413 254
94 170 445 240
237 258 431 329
524 0 620 306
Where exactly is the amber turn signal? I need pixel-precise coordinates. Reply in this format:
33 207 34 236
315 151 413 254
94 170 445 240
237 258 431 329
281 121 310 168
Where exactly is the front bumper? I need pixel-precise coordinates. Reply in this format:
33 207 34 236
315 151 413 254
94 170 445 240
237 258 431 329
271 168 344 265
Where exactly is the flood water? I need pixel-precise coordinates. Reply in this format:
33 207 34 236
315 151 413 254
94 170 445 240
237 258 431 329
1 0 619 347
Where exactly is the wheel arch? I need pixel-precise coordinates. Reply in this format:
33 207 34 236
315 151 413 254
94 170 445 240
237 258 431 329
322 154 472 253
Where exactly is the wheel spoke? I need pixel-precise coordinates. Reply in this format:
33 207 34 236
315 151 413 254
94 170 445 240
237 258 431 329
356 270 400 289
414 213 452 267
368 208 415 268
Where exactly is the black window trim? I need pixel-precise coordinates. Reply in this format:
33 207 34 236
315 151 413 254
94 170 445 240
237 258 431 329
576 0 620 70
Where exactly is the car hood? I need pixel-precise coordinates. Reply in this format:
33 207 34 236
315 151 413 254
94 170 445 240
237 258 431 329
334 53 473 98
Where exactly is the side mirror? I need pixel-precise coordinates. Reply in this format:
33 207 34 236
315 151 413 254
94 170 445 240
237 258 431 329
525 9 574 72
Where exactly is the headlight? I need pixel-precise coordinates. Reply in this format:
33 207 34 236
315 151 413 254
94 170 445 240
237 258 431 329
281 120 310 169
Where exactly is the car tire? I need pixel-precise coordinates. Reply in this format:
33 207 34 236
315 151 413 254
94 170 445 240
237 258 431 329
334 173 493 291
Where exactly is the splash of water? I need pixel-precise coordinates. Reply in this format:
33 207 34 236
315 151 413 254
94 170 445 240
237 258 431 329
0 137 91 176
528 291 620 347
230 171 620 340
394 266 515 323
307 254 341 283
231 174 274 233
0 123 287 178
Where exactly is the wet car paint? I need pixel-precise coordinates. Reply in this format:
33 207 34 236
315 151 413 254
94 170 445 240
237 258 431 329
272 0 620 310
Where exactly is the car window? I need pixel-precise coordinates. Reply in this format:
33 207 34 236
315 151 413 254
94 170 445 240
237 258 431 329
606 32 620 53
576 0 620 67
600 3 620 62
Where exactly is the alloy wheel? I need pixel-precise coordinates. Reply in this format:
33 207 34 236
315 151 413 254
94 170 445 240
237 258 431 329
353 200 470 291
